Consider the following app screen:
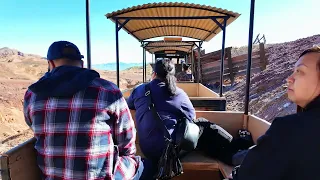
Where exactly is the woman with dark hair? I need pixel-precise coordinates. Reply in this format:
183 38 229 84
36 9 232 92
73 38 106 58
127 58 196 179
231 46 320 180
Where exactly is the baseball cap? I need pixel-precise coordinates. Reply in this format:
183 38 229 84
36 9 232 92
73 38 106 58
47 41 84 61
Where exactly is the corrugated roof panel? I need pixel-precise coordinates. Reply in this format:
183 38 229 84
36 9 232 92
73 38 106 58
144 40 196 53
148 46 191 53
106 2 240 42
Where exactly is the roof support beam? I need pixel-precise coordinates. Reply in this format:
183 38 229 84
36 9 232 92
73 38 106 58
131 25 212 33
113 17 141 42
117 19 130 31
146 45 194 48
145 43 194 47
202 16 230 41
106 5 236 18
114 16 228 20
143 40 202 43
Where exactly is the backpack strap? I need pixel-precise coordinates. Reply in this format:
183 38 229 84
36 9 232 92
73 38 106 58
144 83 171 140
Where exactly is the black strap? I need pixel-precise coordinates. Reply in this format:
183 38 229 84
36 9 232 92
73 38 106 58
144 83 171 140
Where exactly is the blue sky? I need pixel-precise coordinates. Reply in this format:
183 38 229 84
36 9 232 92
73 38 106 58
0 0 319 65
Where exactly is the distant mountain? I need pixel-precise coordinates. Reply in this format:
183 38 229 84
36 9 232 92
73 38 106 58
92 62 144 71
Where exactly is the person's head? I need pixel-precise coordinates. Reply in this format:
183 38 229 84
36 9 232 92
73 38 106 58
286 46 320 108
152 58 177 96
183 64 190 72
46 41 84 71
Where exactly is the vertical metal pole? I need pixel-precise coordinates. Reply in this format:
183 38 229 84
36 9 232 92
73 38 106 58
191 49 195 80
244 0 256 115
85 0 91 69
197 43 201 83
142 47 145 83
115 21 120 87
144 48 146 82
219 18 227 97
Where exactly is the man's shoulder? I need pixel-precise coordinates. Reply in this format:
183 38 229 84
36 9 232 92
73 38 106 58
90 78 121 93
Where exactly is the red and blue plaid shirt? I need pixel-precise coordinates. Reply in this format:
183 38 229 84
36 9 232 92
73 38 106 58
23 78 141 180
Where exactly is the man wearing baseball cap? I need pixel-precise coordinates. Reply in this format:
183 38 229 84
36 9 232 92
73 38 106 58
23 41 143 180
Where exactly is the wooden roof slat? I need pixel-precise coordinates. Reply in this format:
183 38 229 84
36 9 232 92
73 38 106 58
106 2 240 42
144 40 196 53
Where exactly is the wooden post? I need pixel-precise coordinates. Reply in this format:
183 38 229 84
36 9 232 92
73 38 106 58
226 48 235 85
259 43 267 70
197 47 201 83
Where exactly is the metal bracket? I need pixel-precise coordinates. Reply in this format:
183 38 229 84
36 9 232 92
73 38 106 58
211 16 230 30
116 19 130 32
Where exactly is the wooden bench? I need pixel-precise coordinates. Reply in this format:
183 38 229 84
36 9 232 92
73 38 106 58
122 83 227 111
174 151 221 180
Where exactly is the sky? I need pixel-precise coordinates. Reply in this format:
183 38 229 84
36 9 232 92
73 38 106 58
0 0 319 65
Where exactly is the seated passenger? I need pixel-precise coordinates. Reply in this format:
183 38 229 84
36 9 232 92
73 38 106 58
176 63 194 81
231 46 320 180
23 41 143 180
127 58 196 179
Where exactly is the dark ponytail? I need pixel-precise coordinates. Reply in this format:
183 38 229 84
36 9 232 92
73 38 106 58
154 58 177 96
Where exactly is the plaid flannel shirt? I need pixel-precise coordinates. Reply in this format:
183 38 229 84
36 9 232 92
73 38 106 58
23 78 141 180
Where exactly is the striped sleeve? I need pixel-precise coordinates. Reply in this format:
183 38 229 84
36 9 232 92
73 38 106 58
23 90 33 127
111 90 140 179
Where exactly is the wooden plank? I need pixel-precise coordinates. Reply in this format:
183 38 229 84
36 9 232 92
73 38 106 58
177 83 199 97
259 43 267 70
231 51 260 62
201 56 261 74
218 161 233 179
201 57 261 77
201 52 260 67
5 138 42 180
232 57 261 68
190 99 226 111
172 169 220 180
226 48 234 84
203 67 261 82
248 115 271 144
176 151 220 179
198 83 219 97
0 154 10 180
200 47 232 58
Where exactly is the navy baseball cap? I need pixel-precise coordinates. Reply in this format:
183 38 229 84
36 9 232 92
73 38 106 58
47 41 84 61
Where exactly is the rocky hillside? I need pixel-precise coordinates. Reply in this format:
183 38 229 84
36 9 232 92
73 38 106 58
225 34 320 122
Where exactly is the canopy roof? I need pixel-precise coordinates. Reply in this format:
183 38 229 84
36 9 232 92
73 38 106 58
144 41 196 54
106 2 240 42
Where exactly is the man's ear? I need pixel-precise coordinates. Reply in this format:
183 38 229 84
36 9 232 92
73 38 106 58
153 72 158 79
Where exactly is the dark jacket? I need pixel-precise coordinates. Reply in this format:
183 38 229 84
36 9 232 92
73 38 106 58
127 79 196 160
232 95 320 180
